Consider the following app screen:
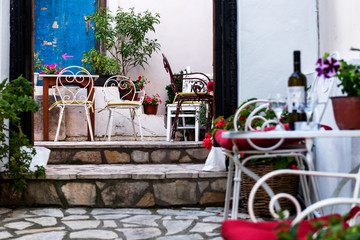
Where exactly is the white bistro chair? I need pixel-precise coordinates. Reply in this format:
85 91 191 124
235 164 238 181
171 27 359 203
100 75 145 141
49 66 95 142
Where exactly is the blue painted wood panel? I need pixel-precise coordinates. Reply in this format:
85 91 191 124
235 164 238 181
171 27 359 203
34 0 95 70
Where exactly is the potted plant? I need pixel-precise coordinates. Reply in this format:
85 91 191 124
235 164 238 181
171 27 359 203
122 75 149 100
143 93 162 114
315 53 360 129
0 76 46 192
82 7 161 78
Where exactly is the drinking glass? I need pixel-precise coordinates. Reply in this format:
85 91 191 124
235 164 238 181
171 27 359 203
304 92 318 124
268 93 287 122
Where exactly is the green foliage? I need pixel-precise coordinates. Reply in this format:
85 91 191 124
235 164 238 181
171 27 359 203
82 48 120 74
276 214 360 240
336 60 360 98
165 70 185 105
34 52 43 72
0 76 45 192
84 7 161 76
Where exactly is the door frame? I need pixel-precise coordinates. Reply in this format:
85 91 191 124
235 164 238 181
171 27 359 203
10 0 238 142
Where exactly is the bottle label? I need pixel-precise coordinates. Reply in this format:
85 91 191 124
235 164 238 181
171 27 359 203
288 86 305 112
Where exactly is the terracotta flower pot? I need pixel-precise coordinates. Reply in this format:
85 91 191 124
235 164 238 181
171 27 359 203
331 96 360 130
144 105 158 115
122 89 138 101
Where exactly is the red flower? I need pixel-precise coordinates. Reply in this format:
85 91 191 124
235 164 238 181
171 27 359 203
291 164 297 170
202 138 213 150
205 133 212 139
138 76 142 80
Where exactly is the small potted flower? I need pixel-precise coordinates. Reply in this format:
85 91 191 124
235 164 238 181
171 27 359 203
40 63 64 75
315 53 360 129
122 76 149 100
143 93 162 115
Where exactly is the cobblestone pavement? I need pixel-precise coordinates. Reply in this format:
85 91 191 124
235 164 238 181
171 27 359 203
0 207 250 239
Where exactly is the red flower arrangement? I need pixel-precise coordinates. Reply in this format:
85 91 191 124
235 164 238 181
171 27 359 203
143 93 162 106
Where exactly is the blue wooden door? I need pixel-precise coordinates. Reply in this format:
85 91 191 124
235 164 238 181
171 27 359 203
34 0 95 71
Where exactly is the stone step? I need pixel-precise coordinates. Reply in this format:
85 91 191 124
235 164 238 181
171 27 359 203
35 141 209 165
0 164 227 208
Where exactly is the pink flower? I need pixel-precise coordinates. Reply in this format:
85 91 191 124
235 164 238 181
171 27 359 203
40 71 45 74
146 96 152 103
55 71 60 74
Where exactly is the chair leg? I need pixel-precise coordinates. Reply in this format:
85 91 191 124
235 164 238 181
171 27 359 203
54 106 65 142
166 106 172 141
107 110 114 141
171 101 182 140
231 163 242 219
85 106 94 141
182 116 188 141
195 106 200 142
104 110 112 141
224 159 234 220
136 108 144 141
129 109 137 141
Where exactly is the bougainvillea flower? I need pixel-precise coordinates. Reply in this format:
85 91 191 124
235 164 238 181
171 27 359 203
205 133 212 139
202 138 213 150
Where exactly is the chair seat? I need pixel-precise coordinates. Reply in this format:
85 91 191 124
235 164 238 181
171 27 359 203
108 101 141 106
49 100 94 111
221 213 345 240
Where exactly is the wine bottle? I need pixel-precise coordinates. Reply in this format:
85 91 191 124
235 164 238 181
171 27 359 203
288 50 307 130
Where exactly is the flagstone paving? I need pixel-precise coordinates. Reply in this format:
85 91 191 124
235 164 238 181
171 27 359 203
0 207 251 239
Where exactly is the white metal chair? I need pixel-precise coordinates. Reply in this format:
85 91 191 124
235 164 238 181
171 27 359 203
216 99 311 220
166 103 201 142
100 75 145 141
221 168 360 240
49 66 95 142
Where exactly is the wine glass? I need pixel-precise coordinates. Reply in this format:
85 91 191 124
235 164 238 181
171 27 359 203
268 93 287 124
304 92 318 124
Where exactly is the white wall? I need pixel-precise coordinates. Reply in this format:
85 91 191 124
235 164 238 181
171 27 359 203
108 0 213 114
0 0 10 81
237 0 318 104
0 0 9 170
319 0 360 61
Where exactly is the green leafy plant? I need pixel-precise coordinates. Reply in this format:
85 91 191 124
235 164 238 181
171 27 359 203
316 52 360 98
34 51 43 72
82 48 119 74
0 76 45 192
83 7 161 76
277 214 360 240
165 70 184 105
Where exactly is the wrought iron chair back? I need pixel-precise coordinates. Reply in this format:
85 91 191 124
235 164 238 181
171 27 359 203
100 75 145 141
50 66 95 141
162 53 214 140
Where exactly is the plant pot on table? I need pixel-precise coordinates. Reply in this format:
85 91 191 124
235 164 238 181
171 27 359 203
144 105 158 115
331 96 360 130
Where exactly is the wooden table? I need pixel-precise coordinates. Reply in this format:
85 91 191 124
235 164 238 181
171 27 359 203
41 74 99 141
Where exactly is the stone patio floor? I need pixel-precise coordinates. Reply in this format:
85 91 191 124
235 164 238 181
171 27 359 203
0 207 252 239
